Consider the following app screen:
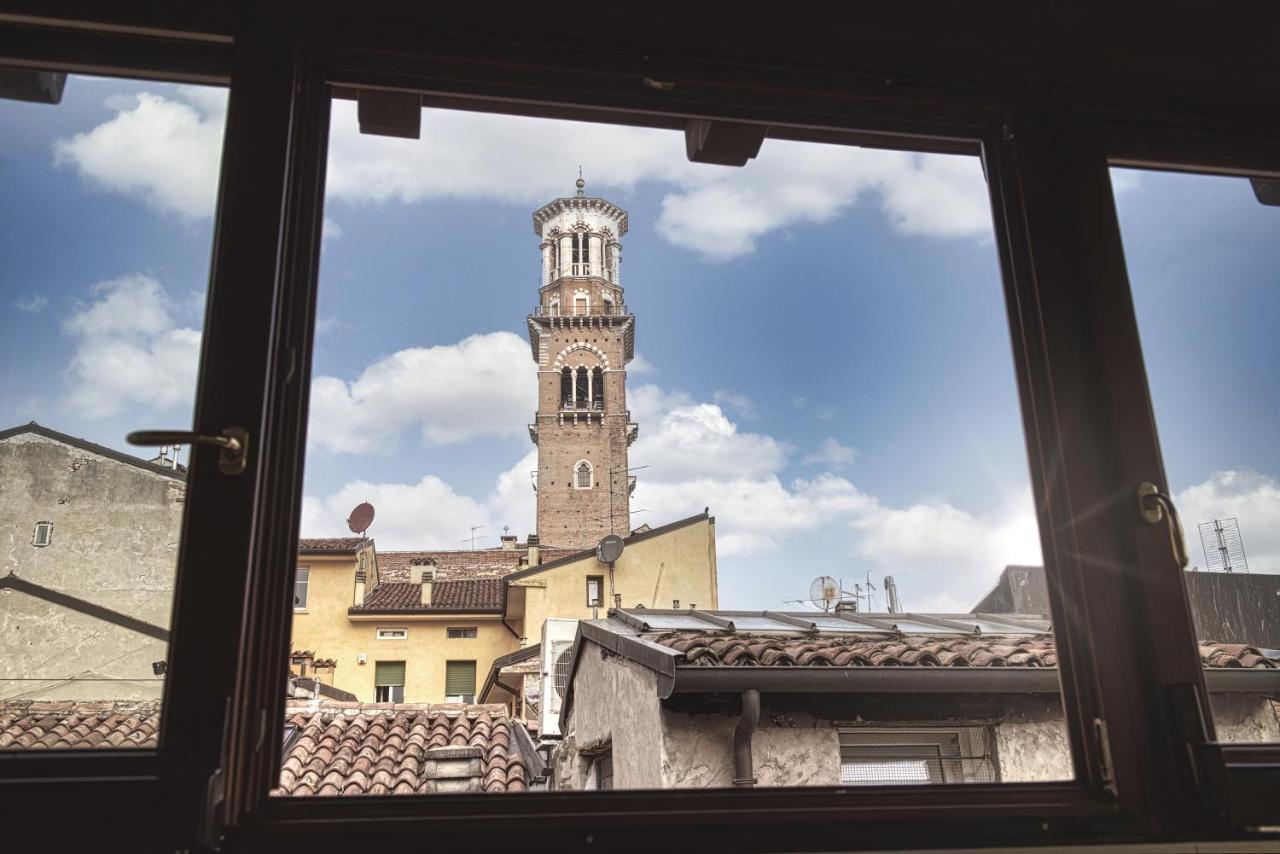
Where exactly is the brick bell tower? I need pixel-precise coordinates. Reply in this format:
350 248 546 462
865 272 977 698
527 176 638 549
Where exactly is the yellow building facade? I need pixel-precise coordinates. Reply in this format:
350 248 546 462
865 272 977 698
290 513 718 706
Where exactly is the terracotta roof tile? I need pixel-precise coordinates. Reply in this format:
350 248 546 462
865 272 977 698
651 632 1280 669
299 537 365 552
354 578 504 612
0 701 160 750
376 548 581 583
274 703 528 795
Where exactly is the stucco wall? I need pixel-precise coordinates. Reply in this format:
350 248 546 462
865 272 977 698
290 554 517 703
520 516 719 640
0 432 183 700
1211 694 1280 742
993 696 1072 782
556 641 663 789
661 709 841 788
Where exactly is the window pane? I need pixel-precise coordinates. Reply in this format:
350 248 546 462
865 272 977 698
281 97 1073 796
0 72 226 750
1113 167 1280 744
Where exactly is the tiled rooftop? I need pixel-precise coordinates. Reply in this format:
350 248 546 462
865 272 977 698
299 537 366 552
650 631 1280 669
377 548 577 582
354 578 505 612
0 701 160 750
276 703 528 795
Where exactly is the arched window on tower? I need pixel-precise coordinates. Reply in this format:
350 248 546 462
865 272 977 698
592 367 604 410
560 367 573 409
572 232 590 275
574 460 593 489
575 366 590 406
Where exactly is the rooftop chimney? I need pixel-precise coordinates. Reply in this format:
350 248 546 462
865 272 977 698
500 534 518 550
410 562 434 605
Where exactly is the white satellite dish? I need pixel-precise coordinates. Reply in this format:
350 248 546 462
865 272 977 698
808 575 840 612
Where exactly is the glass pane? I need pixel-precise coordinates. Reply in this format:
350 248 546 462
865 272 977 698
1113 166 1280 743
278 96 1073 796
0 72 226 749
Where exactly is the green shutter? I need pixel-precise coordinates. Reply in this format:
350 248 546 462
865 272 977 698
445 660 476 695
374 660 405 686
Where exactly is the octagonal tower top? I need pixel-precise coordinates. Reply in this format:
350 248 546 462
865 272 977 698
533 176 629 288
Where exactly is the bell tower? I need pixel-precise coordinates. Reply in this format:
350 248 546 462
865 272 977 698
527 177 638 549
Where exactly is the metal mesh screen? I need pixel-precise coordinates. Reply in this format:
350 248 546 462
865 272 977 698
837 726 997 785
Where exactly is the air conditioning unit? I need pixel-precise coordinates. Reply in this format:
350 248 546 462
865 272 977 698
539 618 579 738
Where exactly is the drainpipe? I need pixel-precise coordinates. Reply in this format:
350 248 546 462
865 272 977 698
733 688 760 787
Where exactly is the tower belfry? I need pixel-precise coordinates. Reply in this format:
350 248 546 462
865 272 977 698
527 177 637 549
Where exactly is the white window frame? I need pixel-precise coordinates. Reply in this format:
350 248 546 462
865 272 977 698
446 626 478 639
836 726 997 786
586 575 603 607
376 627 408 640
573 459 593 489
374 684 404 703
294 566 310 611
32 520 53 547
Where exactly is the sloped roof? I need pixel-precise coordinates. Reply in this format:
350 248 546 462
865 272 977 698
0 701 161 750
276 703 528 795
655 633 1060 667
353 579 504 613
376 548 578 582
298 537 367 553
0 422 184 480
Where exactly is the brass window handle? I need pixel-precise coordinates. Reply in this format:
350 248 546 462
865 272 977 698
127 426 249 476
1137 481 1189 569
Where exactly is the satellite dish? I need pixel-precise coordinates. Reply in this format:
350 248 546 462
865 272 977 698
597 534 625 564
808 576 840 612
347 502 375 536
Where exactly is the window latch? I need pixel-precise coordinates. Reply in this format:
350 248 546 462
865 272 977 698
1137 481 1189 568
127 426 249 476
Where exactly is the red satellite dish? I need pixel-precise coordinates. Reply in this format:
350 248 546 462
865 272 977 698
347 502 375 536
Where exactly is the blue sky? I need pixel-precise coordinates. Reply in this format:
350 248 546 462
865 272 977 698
2 77 1276 611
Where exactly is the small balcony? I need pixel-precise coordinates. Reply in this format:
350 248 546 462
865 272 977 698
533 302 629 318
561 399 604 412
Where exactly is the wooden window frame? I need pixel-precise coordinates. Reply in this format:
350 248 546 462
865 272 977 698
2 4 1278 851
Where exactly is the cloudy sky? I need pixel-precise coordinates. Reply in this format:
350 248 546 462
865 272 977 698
2 76 1277 612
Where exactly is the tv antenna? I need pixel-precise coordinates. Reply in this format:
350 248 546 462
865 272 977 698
808 576 840 612
1198 517 1249 573
461 524 486 550
346 501 375 539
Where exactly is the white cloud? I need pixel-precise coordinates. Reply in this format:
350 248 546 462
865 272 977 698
61 275 201 418
322 217 343 242
629 391 788 483
53 87 226 219
627 353 657 376
307 331 536 453
57 93 992 260
802 437 857 469
712 390 756 419
1176 470 1280 573
13 294 49 314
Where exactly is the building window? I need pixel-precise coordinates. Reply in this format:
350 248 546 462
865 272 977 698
445 660 477 703
31 521 52 548
837 727 997 786
375 627 407 640
586 575 604 607
447 627 478 639
374 661 406 703
294 567 309 610
587 749 613 790
574 460 593 489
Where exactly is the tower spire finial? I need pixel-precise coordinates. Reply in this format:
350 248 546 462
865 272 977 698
575 166 585 196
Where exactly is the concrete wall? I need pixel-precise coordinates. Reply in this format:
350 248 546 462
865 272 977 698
555 642 663 789
0 431 183 701
289 553 517 703
992 696 1073 782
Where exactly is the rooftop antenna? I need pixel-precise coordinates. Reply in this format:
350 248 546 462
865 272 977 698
807 576 840 612
461 524 486 550
346 501 375 540
1198 517 1249 573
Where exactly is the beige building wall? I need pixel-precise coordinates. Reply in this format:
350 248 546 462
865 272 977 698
515 515 718 640
290 553 518 703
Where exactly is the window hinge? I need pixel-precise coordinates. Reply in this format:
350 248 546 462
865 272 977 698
198 767 226 852
1093 717 1118 797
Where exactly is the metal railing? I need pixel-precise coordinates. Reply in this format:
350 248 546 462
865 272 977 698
560 399 604 412
533 303 629 318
